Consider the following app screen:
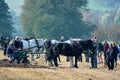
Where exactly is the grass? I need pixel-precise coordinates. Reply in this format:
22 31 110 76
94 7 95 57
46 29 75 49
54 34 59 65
0 50 120 80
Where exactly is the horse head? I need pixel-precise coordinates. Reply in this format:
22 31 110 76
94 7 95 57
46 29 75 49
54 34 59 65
44 40 52 50
87 39 97 53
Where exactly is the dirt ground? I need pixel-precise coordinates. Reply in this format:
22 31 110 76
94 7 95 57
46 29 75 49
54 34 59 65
0 50 120 80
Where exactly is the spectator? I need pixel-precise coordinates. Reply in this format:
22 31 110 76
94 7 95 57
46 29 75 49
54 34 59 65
106 44 114 70
103 41 109 64
91 41 98 68
113 43 119 67
97 41 103 64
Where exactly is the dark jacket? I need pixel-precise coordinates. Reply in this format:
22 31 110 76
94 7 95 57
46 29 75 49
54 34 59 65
107 48 114 60
6 45 14 54
113 46 119 57
14 40 21 49
98 42 103 52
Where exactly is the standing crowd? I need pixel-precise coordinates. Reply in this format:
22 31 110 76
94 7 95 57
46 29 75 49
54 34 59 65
90 39 120 70
103 41 120 70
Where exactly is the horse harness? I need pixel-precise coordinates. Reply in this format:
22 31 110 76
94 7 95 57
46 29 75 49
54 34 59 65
25 38 42 51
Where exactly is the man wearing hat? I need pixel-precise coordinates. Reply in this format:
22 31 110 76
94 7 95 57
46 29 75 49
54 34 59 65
14 36 23 50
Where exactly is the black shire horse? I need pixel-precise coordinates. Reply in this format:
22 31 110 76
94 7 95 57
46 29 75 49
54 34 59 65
44 40 61 67
45 39 96 68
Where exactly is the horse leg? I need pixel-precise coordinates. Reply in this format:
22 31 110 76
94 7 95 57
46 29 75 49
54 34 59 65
36 51 40 59
47 60 54 67
36 47 44 59
81 54 82 62
74 55 79 68
57 55 61 62
31 52 35 61
66 56 70 62
53 57 58 67
69 56 74 68
47 60 51 67
85 52 89 63
37 53 40 58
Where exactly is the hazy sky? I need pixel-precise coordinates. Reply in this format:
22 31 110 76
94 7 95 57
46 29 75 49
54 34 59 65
5 0 24 16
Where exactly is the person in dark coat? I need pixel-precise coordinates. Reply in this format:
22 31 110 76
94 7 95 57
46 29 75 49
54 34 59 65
106 44 114 70
112 43 119 67
103 41 109 63
14 36 23 49
91 41 98 68
6 43 15 62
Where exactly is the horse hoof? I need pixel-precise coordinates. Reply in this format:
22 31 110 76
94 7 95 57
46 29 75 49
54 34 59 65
74 65 78 68
54 65 58 67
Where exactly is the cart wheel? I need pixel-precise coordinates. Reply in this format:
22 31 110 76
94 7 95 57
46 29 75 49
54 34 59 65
21 57 30 64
